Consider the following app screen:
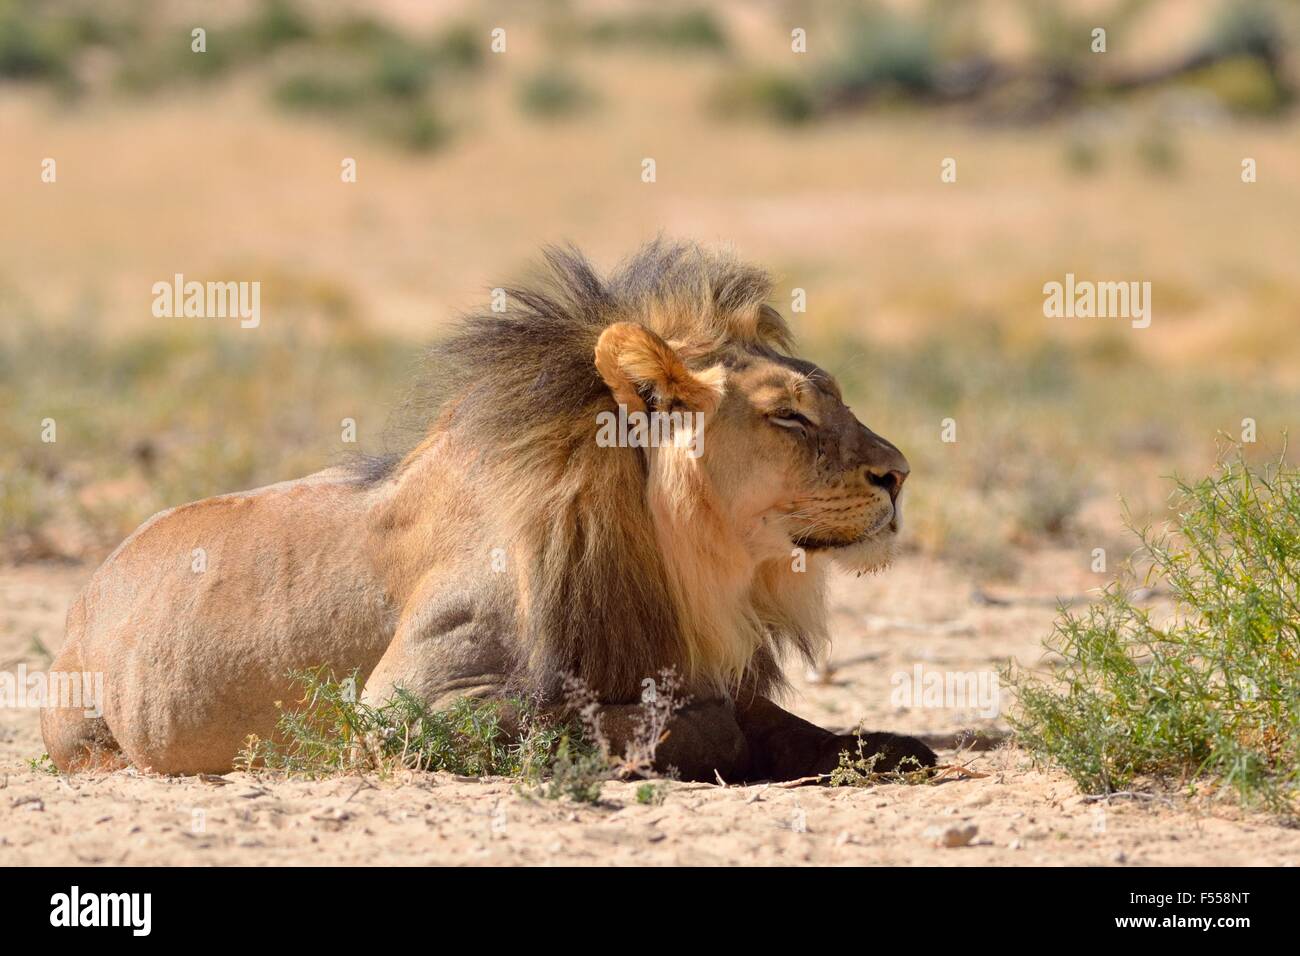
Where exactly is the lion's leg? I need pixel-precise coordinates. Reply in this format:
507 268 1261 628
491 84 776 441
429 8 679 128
735 696 936 781
361 570 517 711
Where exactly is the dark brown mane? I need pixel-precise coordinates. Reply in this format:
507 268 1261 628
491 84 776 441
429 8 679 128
358 240 805 702
356 239 787 483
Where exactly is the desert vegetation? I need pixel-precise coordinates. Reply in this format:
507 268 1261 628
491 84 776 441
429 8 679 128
236 667 699 805
1010 452 1300 817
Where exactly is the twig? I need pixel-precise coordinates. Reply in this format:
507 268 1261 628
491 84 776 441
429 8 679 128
771 773 832 788
930 763 991 783
1080 790 1171 804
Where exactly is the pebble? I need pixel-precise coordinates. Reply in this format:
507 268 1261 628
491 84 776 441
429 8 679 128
925 823 978 847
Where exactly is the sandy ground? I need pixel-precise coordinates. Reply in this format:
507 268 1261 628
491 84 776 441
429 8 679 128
2 556 1297 867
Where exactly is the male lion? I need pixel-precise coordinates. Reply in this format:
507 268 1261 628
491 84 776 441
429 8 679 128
42 241 936 781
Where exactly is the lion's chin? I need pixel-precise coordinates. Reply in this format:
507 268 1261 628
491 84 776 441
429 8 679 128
827 531 897 576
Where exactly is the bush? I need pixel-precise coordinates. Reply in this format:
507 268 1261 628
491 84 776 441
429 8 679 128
1008 451 1300 817
712 71 816 125
517 65 593 119
587 9 727 52
241 667 583 781
271 70 365 112
820 11 940 102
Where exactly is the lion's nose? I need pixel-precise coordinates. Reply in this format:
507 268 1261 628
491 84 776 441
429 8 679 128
867 466 908 504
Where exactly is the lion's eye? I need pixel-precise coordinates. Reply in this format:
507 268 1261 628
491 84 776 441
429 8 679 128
770 409 814 431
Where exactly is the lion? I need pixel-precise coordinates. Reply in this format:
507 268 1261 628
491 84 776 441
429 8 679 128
42 241 936 782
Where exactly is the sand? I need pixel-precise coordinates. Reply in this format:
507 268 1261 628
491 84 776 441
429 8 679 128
2 558 1296 866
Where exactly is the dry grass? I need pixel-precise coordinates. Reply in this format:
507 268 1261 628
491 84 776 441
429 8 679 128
2 0 1298 579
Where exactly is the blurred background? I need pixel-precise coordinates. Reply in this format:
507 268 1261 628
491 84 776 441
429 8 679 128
2 0 1299 586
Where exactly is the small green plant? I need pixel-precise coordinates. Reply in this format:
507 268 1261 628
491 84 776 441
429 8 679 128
538 736 609 804
1008 449 1300 817
827 739 933 787
26 752 58 775
636 782 667 805
237 667 688 806
240 667 581 780
518 65 593 119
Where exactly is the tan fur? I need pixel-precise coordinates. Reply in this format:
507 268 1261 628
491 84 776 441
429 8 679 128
42 242 913 776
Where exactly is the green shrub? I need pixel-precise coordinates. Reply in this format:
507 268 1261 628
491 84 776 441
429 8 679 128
538 736 609 804
1008 451 1300 817
1203 0 1282 60
636 782 667 805
712 71 816 125
517 65 593 119
821 11 940 101
241 0 313 54
271 70 366 112
0 0 89 85
0 12 63 79
828 739 934 787
1187 55 1288 116
431 23 483 72
242 667 583 780
586 9 727 51
370 41 433 100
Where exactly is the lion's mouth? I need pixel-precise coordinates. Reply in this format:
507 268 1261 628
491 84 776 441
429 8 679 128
794 513 897 551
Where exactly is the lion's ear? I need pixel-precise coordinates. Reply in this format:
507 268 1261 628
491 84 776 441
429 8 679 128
594 322 726 414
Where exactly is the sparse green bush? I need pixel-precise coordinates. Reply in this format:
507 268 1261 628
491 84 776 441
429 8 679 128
0 8 65 80
241 0 313 55
1009 452 1300 816
26 752 58 775
819 9 941 103
828 739 933 787
365 103 447 152
241 667 585 780
267 21 455 150
370 41 433 100
587 9 727 52
636 782 667 805
538 736 609 804
712 71 815 125
1204 0 1282 60
431 23 483 72
518 65 593 119
272 69 366 112
1187 55 1288 116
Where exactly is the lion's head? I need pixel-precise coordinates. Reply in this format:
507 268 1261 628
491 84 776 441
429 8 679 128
394 240 909 704
595 319 908 578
